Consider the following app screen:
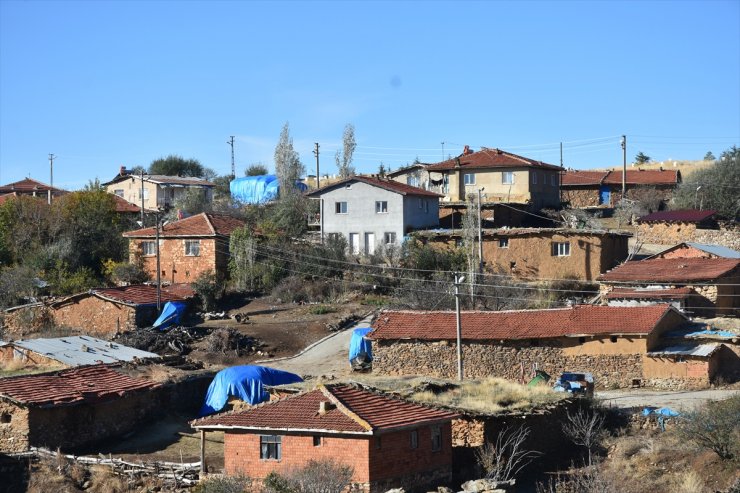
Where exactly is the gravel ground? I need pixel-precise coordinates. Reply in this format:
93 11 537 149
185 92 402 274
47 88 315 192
596 388 740 411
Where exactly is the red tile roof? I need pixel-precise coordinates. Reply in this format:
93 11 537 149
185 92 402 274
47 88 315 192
561 171 610 186
425 147 562 172
0 365 158 407
602 169 681 185
598 257 739 283
307 175 442 198
123 212 245 238
192 384 458 434
0 178 66 194
605 287 694 300
111 194 145 213
90 283 195 306
369 305 678 341
104 174 214 187
0 192 17 205
636 209 717 224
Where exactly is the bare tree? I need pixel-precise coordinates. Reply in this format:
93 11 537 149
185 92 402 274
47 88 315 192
536 465 619 493
461 194 479 303
274 122 305 198
475 426 541 482
562 408 606 466
335 123 357 178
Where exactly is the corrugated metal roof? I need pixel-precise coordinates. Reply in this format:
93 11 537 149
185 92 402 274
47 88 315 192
1 336 159 366
684 243 740 259
648 343 721 358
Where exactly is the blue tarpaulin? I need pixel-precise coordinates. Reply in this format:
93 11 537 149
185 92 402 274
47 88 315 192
349 327 373 362
152 301 187 330
199 365 303 416
230 175 308 204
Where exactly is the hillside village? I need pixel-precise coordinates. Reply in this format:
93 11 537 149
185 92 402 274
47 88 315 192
1 145 739 493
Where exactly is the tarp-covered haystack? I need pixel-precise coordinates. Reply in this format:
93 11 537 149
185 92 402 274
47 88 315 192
349 327 373 371
230 175 308 204
199 365 303 416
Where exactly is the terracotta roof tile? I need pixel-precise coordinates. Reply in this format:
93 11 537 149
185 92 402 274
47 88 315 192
123 212 245 238
111 194 145 213
598 257 739 283
0 365 158 407
602 170 681 185
425 148 562 172
192 384 458 434
0 178 66 194
368 305 677 341
605 287 694 300
636 209 717 224
307 175 442 198
561 171 610 186
90 283 194 306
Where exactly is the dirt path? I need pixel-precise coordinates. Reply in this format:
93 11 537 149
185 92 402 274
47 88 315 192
259 313 376 378
597 388 740 411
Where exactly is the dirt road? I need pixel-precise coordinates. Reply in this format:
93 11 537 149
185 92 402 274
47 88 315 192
259 313 376 378
597 388 739 411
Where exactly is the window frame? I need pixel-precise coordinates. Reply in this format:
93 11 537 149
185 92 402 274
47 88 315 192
498 238 509 249
141 240 156 256
463 173 476 186
335 201 348 214
384 232 397 245
312 435 322 447
551 241 571 257
532 172 538 185
260 435 282 461
431 425 442 452
551 174 557 186
375 201 388 214
502 172 514 185
184 239 201 257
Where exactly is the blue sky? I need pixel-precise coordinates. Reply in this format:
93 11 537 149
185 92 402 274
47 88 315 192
1 0 738 190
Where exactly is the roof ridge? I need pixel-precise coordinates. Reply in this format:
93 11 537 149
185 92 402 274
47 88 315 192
320 384 373 432
201 212 216 235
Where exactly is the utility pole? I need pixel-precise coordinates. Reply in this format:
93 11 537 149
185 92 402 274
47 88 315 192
441 141 445 162
560 142 563 167
155 215 162 312
477 189 483 273
140 168 145 226
48 154 56 204
227 136 235 177
621 135 627 199
454 274 465 381
313 143 320 188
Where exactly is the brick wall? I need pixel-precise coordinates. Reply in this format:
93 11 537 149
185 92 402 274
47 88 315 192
131 237 220 283
52 296 137 336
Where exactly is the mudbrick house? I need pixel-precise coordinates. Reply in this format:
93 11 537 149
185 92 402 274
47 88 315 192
635 209 740 250
418 228 630 281
560 169 681 208
2 284 194 338
0 365 159 453
191 383 458 493
598 257 740 317
367 305 734 389
123 212 245 283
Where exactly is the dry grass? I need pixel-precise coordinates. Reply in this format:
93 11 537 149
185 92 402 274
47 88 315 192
0 358 65 377
591 159 714 178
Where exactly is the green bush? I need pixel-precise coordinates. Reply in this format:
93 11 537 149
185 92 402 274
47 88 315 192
676 395 740 461
193 270 226 312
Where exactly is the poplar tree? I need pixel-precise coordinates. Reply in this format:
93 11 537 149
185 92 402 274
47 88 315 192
335 124 357 178
273 122 305 198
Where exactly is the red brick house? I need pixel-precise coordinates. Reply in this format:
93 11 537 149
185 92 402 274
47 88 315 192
0 178 67 202
561 169 680 208
191 383 458 492
598 257 740 317
123 212 245 283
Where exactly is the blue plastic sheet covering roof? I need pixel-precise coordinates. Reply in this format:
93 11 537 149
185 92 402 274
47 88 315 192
200 365 303 416
349 327 373 362
230 175 309 204
152 301 188 330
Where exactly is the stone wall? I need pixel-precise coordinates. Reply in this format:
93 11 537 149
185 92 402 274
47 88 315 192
562 188 600 208
636 223 740 249
372 340 643 389
0 399 30 452
52 295 138 336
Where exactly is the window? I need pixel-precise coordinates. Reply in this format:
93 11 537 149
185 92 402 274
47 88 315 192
139 188 149 200
407 175 420 187
185 240 200 256
423 200 429 213
410 430 418 449
260 435 282 460
384 232 397 244
0 412 10 424
431 425 442 451
375 201 388 213
551 242 570 257
610 336 618 343
335 201 348 214
375 436 382 449
551 174 557 186
502 172 514 185
141 241 156 256
327 233 341 242
114 189 124 197
498 238 509 248
463 173 476 185
313 436 322 447
418 198 423 209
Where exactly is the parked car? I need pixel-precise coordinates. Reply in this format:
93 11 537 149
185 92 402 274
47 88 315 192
553 372 594 397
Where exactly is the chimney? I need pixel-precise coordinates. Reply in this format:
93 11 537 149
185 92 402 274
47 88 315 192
318 401 336 415
119 166 126 176
463 145 471 155
496 148 502 155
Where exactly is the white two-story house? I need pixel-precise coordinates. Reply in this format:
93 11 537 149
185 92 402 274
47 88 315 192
307 176 441 255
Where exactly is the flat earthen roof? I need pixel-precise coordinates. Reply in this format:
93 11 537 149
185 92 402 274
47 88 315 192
123 212 245 238
0 365 158 407
598 257 739 283
192 384 458 434
369 305 678 341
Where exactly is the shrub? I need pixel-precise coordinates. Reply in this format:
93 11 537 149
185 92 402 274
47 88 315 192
676 395 740 461
308 305 336 315
193 270 226 312
264 459 353 493
193 475 252 493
